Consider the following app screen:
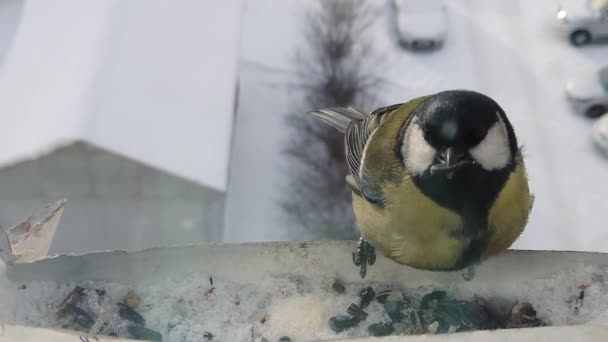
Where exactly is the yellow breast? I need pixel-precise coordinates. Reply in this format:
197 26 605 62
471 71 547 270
352 154 533 270
484 154 534 257
353 175 468 270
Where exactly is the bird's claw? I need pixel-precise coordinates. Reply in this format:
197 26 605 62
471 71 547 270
353 237 375 278
462 265 476 281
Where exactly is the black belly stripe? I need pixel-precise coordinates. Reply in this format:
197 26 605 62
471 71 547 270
412 163 514 269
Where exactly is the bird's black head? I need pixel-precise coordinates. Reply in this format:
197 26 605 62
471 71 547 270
398 90 517 178
396 90 519 224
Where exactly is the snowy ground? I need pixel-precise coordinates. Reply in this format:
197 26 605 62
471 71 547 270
224 0 608 252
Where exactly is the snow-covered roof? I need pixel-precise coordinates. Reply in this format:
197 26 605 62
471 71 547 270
0 0 242 191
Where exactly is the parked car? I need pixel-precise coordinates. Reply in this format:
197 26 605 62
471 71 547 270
390 0 447 51
565 65 608 118
556 0 608 46
592 114 608 156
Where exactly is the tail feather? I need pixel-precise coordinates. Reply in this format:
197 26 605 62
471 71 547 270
309 107 368 132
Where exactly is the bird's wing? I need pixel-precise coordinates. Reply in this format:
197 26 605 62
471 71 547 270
345 117 374 179
344 103 404 202
309 106 369 133
369 103 405 117
309 102 406 203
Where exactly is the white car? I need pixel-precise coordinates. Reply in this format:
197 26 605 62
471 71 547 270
592 114 608 156
556 0 608 46
391 0 447 51
565 65 608 118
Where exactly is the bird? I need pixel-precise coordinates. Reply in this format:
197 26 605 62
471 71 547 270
310 90 534 278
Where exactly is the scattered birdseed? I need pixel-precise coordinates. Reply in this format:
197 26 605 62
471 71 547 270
329 315 361 333
125 290 141 309
247 311 269 324
128 326 162 341
4 264 608 341
359 287 375 308
346 304 368 320
332 280 346 294
118 303 145 326
368 322 394 336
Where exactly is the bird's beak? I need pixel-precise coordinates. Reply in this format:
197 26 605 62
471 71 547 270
430 147 474 176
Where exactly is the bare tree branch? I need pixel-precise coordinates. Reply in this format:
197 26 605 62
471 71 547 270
280 0 384 240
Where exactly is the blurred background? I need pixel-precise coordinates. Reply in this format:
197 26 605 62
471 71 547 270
0 0 607 254
0 0 237 253
224 0 608 251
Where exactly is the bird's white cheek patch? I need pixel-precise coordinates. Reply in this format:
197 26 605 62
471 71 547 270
469 120 511 170
402 122 436 175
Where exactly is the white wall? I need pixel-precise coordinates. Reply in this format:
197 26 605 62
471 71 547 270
0 0 23 71
0 0 114 167
0 0 241 192
84 0 242 191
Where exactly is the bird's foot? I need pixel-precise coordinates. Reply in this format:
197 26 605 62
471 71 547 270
462 265 476 281
352 237 376 279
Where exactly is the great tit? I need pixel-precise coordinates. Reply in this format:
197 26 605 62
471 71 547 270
310 90 534 278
